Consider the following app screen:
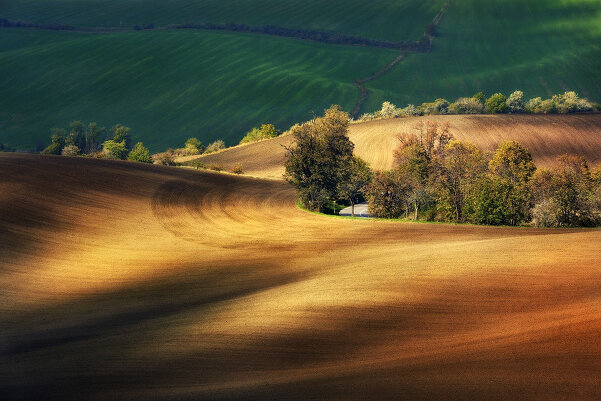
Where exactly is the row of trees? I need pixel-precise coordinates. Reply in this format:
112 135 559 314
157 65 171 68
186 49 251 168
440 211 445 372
366 122 601 227
359 91 599 121
285 107 601 227
171 22 431 51
40 121 152 163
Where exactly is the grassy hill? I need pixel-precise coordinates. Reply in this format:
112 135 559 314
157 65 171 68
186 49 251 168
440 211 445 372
191 114 601 179
0 29 395 151
2 152 601 399
1 0 444 40
1 0 600 152
364 0 601 111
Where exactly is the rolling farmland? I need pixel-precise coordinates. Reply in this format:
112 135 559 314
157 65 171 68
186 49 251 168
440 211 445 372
365 0 601 111
1 0 600 150
0 29 395 151
1 153 600 400
192 114 601 179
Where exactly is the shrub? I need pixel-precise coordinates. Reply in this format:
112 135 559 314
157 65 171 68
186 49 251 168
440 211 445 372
41 128 66 154
449 97 484 114
189 159 205 170
204 140 226 154
485 93 508 113
102 139 128 160
207 164 224 171
231 164 244 174
153 151 176 166
506 90 525 113
127 142 152 163
473 91 486 105
421 98 449 115
536 99 557 114
61 145 80 157
380 101 404 118
525 97 542 113
400 104 422 116
239 124 281 145
552 91 593 113
184 137 203 154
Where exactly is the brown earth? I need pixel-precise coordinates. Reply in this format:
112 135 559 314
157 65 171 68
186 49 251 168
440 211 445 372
193 114 601 179
1 152 600 400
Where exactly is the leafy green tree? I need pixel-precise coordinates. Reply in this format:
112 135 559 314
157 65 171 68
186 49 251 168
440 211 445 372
432 140 487 222
127 142 152 163
486 140 536 225
473 91 486 105
184 137 204 154
111 124 131 149
103 139 128 160
86 122 105 153
365 170 408 218
551 155 595 226
506 90 525 113
489 140 536 185
337 157 373 217
284 105 354 212
485 93 508 113
66 121 86 150
41 128 66 154
464 176 515 225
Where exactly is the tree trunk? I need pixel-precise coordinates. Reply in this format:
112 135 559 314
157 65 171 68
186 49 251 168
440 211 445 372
414 202 418 220
350 198 355 217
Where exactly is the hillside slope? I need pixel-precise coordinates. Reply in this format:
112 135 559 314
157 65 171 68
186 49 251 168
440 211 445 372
2 0 601 150
0 29 395 151
1 0 445 40
194 114 601 179
1 153 600 400
365 0 601 111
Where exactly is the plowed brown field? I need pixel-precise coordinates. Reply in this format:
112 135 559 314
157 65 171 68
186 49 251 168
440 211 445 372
1 152 600 400
195 114 601 179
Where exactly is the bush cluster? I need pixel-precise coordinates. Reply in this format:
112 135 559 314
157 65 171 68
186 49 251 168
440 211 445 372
364 122 601 227
239 124 281 145
358 91 597 122
40 121 152 163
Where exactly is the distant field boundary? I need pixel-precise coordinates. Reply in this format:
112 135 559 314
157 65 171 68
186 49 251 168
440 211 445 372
0 18 432 51
351 1 451 118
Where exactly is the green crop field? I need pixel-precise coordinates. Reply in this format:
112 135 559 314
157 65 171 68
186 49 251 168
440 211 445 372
1 0 445 40
363 0 601 111
0 29 395 151
1 0 600 151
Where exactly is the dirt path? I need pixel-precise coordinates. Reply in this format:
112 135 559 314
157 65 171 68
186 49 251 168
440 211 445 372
351 1 451 118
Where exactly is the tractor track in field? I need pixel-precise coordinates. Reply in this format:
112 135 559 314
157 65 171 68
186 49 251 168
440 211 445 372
351 1 451 119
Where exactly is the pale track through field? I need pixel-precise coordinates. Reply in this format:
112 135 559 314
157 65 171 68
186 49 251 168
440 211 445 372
1 153 600 400
193 114 601 179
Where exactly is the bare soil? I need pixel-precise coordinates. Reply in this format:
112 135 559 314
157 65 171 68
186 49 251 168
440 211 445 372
195 114 601 179
1 153 600 400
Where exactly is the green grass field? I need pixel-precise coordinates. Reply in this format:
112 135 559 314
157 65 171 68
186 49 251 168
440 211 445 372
1 0 600 151
364 0 601 111
1 0 445 41
0 29 395 151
